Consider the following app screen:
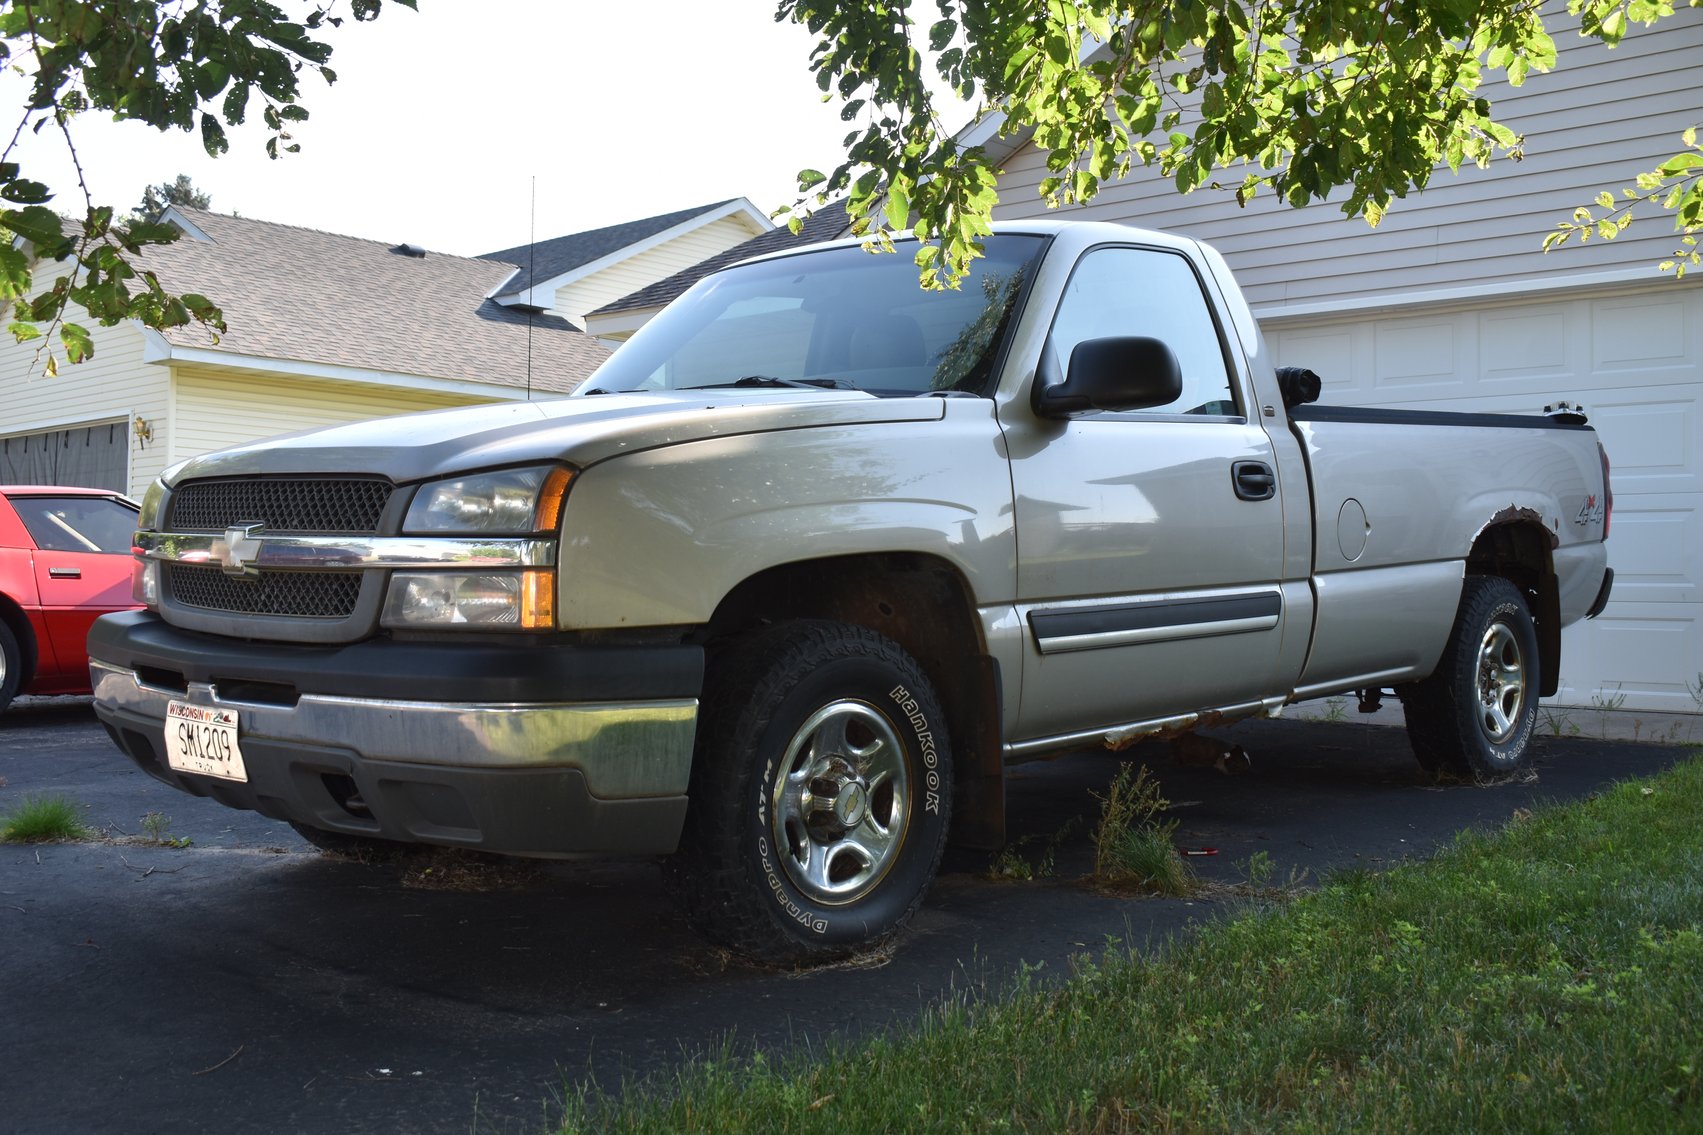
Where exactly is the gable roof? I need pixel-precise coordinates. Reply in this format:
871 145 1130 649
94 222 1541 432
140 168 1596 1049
145 208 609 394
592 202 853 318
480 199 771 306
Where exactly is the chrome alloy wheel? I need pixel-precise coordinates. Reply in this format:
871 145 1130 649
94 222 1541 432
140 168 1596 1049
1476 621 1526 743
770 699 910 905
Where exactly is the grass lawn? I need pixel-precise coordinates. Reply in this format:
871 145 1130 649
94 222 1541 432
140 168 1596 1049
562 755 1703 1133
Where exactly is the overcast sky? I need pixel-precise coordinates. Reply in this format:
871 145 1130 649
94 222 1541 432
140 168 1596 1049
0 1 971 258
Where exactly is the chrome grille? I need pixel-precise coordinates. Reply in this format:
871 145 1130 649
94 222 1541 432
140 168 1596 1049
168 478 392 534
166 564 363 618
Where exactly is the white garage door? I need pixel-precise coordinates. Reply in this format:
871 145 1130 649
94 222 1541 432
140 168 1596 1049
1268 281 1702 714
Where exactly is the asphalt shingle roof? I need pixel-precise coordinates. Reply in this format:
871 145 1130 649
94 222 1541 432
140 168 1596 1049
478 200 740 298
146 209 609 394
592 203 851 317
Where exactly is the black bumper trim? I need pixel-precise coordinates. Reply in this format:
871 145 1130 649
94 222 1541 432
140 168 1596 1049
99 708 688 857
1584 567 1614 620
88 610 703 703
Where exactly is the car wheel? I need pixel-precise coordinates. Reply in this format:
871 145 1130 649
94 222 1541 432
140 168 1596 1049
1399 575 1540 780
0 619 21 714
665 620 952 964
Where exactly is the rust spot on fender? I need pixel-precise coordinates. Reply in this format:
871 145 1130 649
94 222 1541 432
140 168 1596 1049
1488 505 1558 550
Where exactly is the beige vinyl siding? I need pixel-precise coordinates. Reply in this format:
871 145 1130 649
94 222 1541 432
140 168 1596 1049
553 215 767 322
170 366 499 464
0 307 167 496
989 8 1703 313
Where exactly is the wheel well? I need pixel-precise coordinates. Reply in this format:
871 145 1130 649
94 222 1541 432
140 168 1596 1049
1467 522 1560 697
703 553 1005 849
0 592 39 690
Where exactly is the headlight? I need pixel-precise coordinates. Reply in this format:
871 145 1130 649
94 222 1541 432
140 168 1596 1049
381 570 554 629
137 479 167 531
132 558 160 608
404 466 572 535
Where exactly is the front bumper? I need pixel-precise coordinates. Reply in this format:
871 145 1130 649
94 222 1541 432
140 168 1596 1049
88 611 702 856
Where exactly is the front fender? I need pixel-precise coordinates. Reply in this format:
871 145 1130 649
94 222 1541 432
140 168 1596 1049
556 405 1013 630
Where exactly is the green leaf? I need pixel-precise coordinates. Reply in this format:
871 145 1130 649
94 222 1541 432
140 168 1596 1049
200 114 229 157
4 205 64 246
928 19 955 52
60 322 93 364
885 181 911 230
0 178 52 204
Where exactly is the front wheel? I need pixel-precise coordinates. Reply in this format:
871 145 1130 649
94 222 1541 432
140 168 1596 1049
1399 575 1540 780
665 620 952 964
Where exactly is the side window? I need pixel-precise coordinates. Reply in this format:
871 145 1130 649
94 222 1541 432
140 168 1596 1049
1047 247 1238 416
10 496 138 553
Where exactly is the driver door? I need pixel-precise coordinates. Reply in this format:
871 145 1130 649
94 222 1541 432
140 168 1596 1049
1003 245 1292 741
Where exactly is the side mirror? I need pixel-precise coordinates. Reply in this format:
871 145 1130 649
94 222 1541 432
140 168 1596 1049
1031 335 1183 419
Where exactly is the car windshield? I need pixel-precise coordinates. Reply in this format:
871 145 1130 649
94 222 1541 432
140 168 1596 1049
11 495 137 553
582 234 1047 398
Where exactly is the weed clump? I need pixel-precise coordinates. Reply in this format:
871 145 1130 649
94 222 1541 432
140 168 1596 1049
1090 764 1194 896
1 793 92 842
140 811 191 847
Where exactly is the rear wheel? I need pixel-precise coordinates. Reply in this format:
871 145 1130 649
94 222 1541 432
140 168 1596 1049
1400 575 1539 780
665 620 952 964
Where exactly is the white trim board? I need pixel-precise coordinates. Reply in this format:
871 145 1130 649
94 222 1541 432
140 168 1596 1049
493 198 773 310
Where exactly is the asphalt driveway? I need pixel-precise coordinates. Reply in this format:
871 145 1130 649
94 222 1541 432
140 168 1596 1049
1 697 1694 1134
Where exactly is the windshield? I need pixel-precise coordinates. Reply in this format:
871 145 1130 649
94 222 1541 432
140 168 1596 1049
11 495 138 553
583 234 1046 398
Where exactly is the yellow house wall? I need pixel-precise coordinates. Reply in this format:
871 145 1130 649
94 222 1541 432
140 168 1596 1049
0 305 168 497
169 365 502 466
553 215 764 323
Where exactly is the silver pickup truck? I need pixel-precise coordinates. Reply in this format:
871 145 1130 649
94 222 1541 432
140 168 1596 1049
89 221 1612 961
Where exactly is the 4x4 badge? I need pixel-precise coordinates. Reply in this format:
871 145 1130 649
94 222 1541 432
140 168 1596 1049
219 523 266 577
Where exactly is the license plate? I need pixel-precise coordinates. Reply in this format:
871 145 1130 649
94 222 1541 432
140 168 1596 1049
164 701 248 783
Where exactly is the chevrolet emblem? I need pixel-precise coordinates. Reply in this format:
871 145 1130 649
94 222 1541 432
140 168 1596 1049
218 523 266 578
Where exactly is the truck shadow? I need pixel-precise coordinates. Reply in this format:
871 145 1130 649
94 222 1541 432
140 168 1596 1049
9 716 1691 1133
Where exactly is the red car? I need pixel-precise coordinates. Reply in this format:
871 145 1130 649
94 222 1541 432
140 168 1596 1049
0 486 141 713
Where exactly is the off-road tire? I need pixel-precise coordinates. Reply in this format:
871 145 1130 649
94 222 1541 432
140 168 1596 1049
1399 575 1540 780
664 620 953 965
0 619 21 715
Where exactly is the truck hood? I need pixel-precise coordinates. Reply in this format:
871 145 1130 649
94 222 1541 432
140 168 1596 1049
163 390 947 486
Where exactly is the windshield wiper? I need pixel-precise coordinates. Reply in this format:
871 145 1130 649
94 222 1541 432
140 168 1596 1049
686 375 855 391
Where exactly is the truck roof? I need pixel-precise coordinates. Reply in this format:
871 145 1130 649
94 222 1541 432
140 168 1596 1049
727 218 1206 274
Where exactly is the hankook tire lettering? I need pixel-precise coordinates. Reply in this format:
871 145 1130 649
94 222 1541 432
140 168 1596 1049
890 684 941 814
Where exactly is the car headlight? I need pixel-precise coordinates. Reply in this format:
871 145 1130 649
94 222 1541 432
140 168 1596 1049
404 466 573 535
381 570 555 629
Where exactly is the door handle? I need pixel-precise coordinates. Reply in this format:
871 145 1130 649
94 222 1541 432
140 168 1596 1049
1232 460 1276 502
48 567 82 579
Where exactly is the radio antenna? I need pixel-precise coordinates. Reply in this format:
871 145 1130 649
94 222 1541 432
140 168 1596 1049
526 175 536 401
